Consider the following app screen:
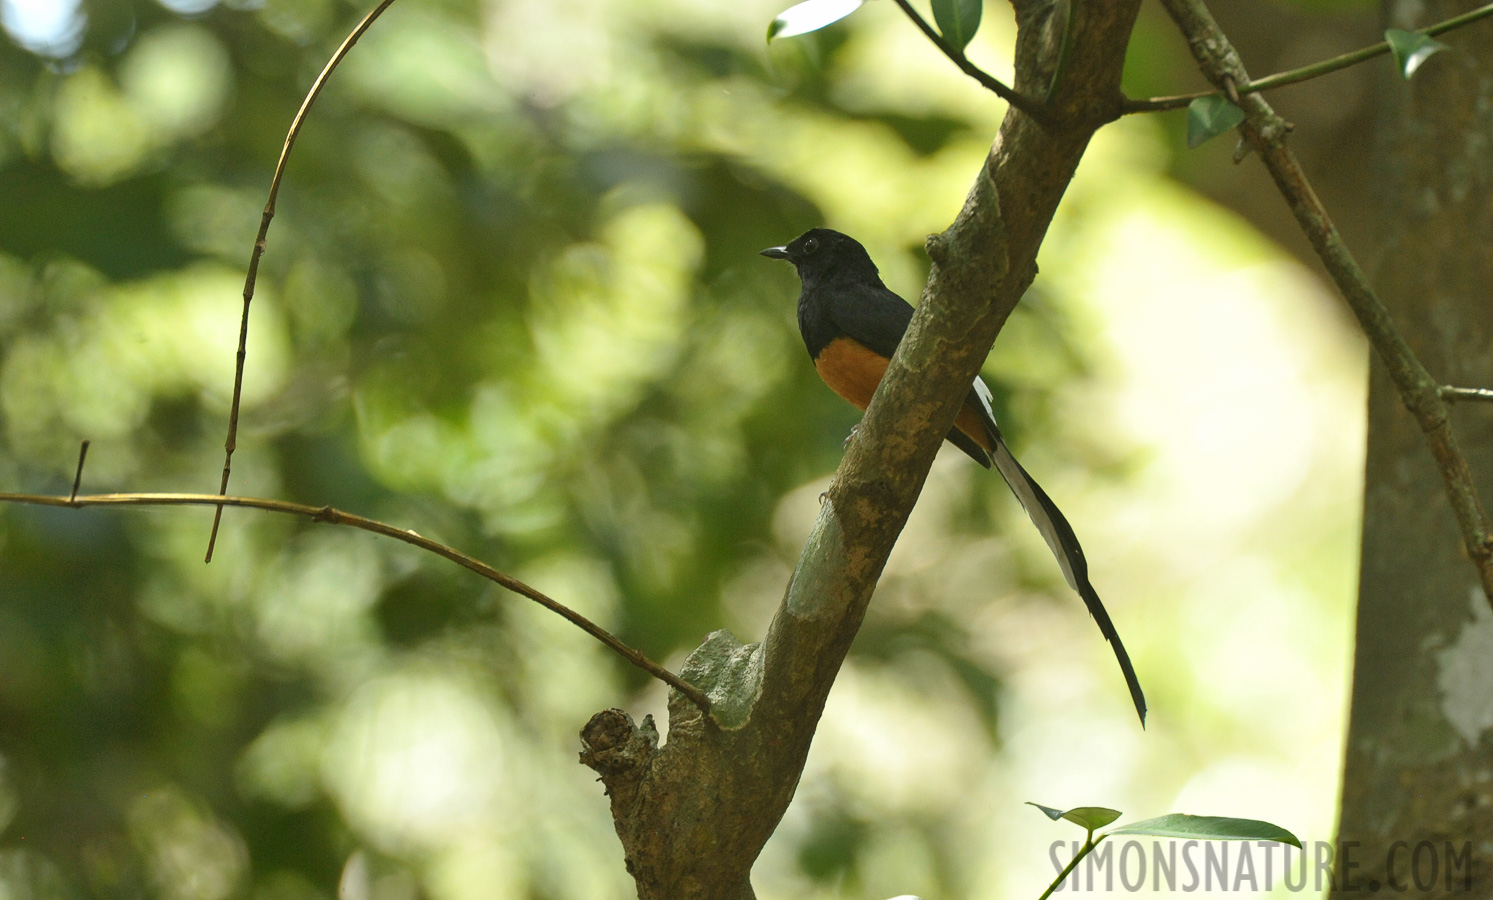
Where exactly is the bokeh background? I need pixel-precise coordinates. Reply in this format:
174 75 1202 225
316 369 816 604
0 0 1385 896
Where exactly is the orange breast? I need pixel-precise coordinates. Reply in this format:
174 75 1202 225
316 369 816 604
815 337 996 453
813 338 889 410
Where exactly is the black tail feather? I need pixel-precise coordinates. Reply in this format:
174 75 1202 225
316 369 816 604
1077 579 1148 726
989 435 1148 726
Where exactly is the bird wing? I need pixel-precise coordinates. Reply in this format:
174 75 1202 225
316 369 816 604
826 283 995 466
826 281 914 360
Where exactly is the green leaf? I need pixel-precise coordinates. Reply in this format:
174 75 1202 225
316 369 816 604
930 0 982 51
1107 814 1302 848
1027 803 1123 832
1186 95 1245 149
1385 28 1449 80
767 0 864 42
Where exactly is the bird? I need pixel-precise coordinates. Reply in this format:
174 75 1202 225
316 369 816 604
761 227 1146 726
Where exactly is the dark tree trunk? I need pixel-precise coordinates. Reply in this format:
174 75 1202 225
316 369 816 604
1332 2 1493 895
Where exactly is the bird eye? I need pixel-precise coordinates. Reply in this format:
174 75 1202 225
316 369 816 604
802 237 819 254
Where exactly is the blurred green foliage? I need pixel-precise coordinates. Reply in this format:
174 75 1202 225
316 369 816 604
0 0 1367 898
0 0 1019 894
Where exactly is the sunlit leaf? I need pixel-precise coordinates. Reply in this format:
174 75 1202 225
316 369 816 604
1186 95 1245 148
1385 28 1449 80
1027 803 1123 831
767 0 864 42
1107 814 1302 848
931 0 982 51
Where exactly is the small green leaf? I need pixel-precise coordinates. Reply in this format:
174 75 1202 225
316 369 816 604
1027 803 1123 831
1186 95 1245 149
767 0 864 42
1385 28 1449 80
1107 814 1302 848
930 0 982 51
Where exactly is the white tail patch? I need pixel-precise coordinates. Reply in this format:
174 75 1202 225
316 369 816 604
990 440 1080 591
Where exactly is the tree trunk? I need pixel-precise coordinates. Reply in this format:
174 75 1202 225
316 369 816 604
1332 2 1493 895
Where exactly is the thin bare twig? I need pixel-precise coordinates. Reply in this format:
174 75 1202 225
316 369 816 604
206 0 401 564
69 441 89 503
3 489 711 712
1124 0 1493 113
1441 386 1493 403
1158 0 1493 608
889 0 1049 121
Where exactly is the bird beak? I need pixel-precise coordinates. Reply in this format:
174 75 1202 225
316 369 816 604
759 246 793 261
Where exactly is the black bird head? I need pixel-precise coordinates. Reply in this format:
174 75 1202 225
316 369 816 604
760 228 881 289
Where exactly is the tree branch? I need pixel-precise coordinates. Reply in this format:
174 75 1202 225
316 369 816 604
206 0 401 563
1157 0 1493 606
579 0 1145 895
0 489 710 711
1124 1 1493 113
